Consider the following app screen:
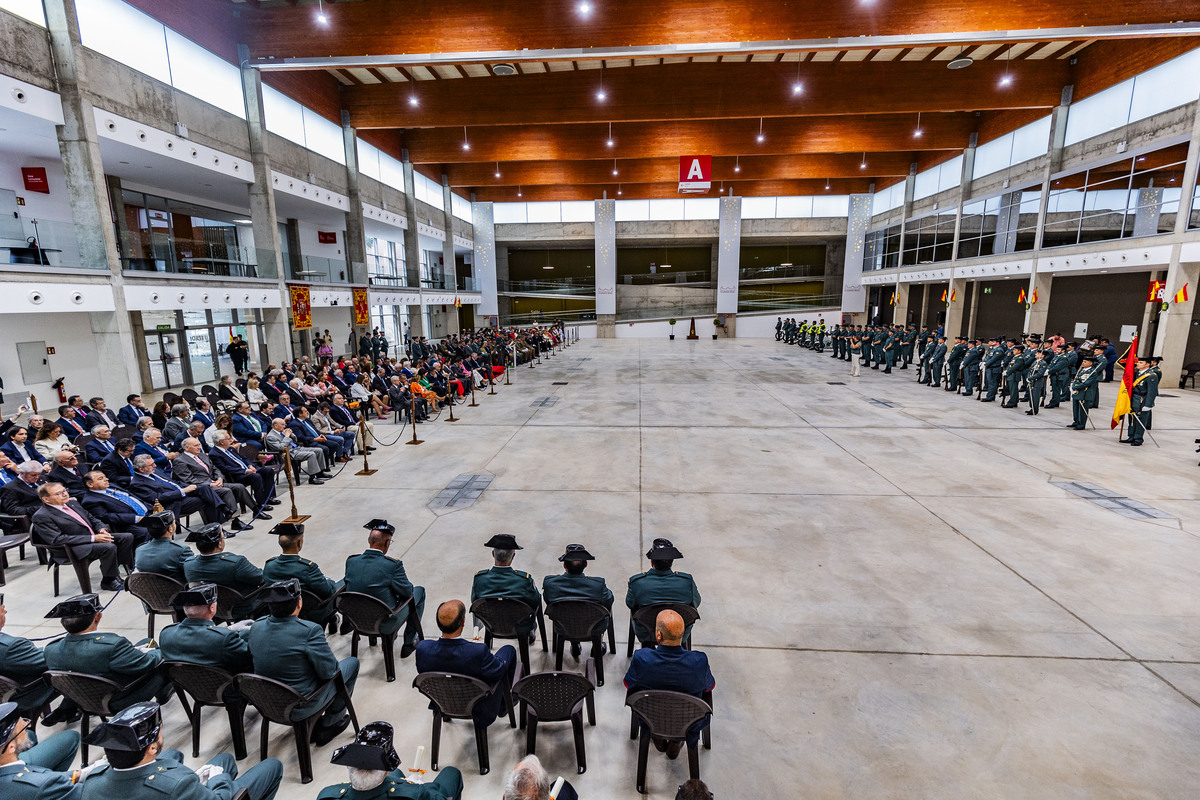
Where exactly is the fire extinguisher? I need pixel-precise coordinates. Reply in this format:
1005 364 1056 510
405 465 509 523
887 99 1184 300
51 377 66 404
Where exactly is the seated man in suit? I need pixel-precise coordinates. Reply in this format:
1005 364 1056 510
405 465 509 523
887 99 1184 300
183 523 263 619
317 721 464 800
161 404 193 445
263 523 340 628
626 538 701 647
132 510 191 582
32 482 133 590
1 462 44 519
471 534 542 638
98 437 138 487
84 424 116 464
192 398 216 430
171 420 205 453
288 407 346 464
43 594 170 708
54 404 88 442
174 437 259 533
134 428 177 473
0 594 80 728
0 426 45 467
209 430 278 511
83 396 121 431
117 394 150 427
128 454 221 525
330 393 376 452
264 418 329 486
46 450 87 499
312 402 359 459
232 401 269 444
543 543 614 661
623 609 715 757
246 580 359 747
415 600 516 729
81 471 151 547
131 416 154 444
159 583 254 699
343 520 425 658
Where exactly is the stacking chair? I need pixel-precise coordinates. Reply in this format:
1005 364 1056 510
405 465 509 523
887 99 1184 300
46 670 161 765
412 666 521 776
125 572 186 638
213 585 261 625
627 602 700 656
163 392 181 407
300 587 341 634
0 513 32 586
625 689 713 794
545 600 615 685
235 672 358 784
335 591 421 683
512 661 597 774
470 597 548 675
163 661 248 759
30 524 94 596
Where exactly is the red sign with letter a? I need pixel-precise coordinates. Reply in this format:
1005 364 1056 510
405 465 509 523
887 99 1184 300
21 167 49 194
678 156 712 194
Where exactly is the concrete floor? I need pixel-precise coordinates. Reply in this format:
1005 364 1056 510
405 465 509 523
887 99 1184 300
7 338 1200 798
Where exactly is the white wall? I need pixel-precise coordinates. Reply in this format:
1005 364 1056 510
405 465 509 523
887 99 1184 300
0 150 74 223
735 310 839 338
614 319 674 338
0 312 105 413
309 306 355 347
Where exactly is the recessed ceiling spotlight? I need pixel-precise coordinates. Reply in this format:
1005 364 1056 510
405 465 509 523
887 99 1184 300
578 2 591 15
494 162 501 179
859 152 867 169
617 183 623 195
517 185 523 197
316 0 328 25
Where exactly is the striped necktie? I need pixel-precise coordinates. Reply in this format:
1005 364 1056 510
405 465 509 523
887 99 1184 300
105 488 148 515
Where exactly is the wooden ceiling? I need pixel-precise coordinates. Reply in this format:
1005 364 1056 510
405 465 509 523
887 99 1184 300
156 1 1200 201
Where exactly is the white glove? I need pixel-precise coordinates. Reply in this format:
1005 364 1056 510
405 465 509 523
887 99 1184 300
228 619 255 632
76 757 108 781
194 764 224 785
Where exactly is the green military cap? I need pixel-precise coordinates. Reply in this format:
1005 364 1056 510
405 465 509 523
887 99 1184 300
171 583 218 608
185 522 224 546
45 593 101 618
485 534 522 550
257 578 302 603
143 510 175 537
84 702 161 752
330 721 401 771
558 543 596 562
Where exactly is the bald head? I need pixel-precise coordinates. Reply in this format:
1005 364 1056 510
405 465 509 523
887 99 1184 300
655 609 685 646
367 529 392 551
436 600 466 636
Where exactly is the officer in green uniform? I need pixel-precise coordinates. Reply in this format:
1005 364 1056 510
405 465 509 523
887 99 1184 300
1025 349 1049 415
1146 356 1163 429
262 523 340 627
158 585 252 700
246 580 358 747
543 544 613 662
182 524 263 620
774 317 782 341
980 337 1003 401
132 512 191 583
881 327 897 374
900 324 917 369
916 325 932 362
1069 354 1103 430
960 339 983 396
1 593 78 726
471 534 542 637
1124 356 1159 446
0 701 85 800
871 326 886 368
944 337 967 391
1001 345 1028 408
343 520 425 658
926 337 947 387
77 701 282 800
43 595 170 711
317 721 463 800
1044 344 1071 408
626 538 701 647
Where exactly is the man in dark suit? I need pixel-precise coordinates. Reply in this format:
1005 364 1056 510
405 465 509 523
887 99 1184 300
134 428 176 474
191 398 216 430
46 451 87 499
128 454 221 525
81 471 151 547
31 482 133 590
0 461 43 518
84 424 117 464
232 402 268 444
287 408 345 463
84 396 121 431
54 405 88 441
117 394 150 427
415 599 516 728
329 393 375 452
174 437 259 532
98 438 138 487
209 430 278 510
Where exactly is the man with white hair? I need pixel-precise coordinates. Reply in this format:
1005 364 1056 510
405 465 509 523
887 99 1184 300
161 404 193 443
0 461 45 518
127 453 221 524
174 437 261 531
209 430 278 510
264 418 329 485
316 721 463 799
84 424 116 462
503 755 577 800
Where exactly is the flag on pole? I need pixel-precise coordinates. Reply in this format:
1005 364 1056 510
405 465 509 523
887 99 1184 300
889 292 896 306
1017 288 1027 304
454 296 462 308
1031 287 1039 304
950 289 957 302
1175 283 1190 303
1111 334 1138 429
940 289 947 302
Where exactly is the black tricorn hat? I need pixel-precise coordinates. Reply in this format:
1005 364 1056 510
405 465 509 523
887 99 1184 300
184 522 224 546
330 721 401 771
257 579 302 604
172 583 218 608
143 510 175 537
558 543 595 562
45 593 101 619
485 534 522 550
271 522 305 537
363 519 395 534
646 538 684 560
84 702 162 752
0 702 21 746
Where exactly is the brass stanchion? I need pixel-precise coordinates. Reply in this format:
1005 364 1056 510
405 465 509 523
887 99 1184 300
355 408 377 475
280 450 310 523
468 375 479 407
407 395 424 445
505 347 512 385
445 390 459 422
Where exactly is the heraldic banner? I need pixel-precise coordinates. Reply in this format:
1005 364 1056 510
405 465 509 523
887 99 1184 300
289 283 312 330
353 287 370 325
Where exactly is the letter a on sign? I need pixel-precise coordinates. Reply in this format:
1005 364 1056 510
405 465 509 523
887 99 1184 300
678 155 712 194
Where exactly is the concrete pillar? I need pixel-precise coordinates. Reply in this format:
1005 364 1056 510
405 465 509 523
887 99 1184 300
441 176 460 336
340 111 368 287
400 156 424 338
284 219 304 277
237 44 291 365
895 165 917 265
472 202 498 322
43 0 141 397
594 199 616 337
841 193 873 314
1023 87 1072 335
1140 270 1164 348
949 134 977 262
943 277 968 339
1024 272 1054 338
919 283 930 329
892 281 910 325
966 280 981 338
716 196 741 316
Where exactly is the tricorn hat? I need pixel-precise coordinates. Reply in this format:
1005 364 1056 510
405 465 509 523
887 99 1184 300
45 593 101 619
558 544 596 562
330 721 401 771
171 583 218 608
363 519 395 534
143 510 175 537
484 534 522 550
646 538 684 560
84 702 162 752
184 522 224 546
271 522 305 537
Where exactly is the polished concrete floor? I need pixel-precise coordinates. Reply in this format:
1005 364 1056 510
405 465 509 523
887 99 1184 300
7 338 1200 798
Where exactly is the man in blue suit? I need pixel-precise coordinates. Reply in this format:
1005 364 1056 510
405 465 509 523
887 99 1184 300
117 394 150 427
98 438 138 487
232 402 268 444
127 454 221 525
209 430 278 510
81 471 151 546
54 404 88 441
415 600 515 728
84 425 117 464
191 398 216 430
288 407 345 463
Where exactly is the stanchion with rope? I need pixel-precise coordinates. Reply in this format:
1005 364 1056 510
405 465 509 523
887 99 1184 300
505 346 513 385
407 394 424 445
355 406 378 475
468 375 480 407
280 450 310 524
490 353 499 394
444 389 459 422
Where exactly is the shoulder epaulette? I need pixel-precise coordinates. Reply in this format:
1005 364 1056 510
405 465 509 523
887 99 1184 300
475 568 489 576
629 571 649 582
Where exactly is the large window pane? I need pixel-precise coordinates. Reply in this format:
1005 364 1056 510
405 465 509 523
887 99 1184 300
78 0 171 83
164 29 244 118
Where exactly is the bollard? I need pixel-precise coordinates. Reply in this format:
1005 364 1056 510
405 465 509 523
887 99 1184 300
280 450 311 523
355 409 377 475
407 395 424 445
468 375 479 407
445 390 458 422
506 348 513 385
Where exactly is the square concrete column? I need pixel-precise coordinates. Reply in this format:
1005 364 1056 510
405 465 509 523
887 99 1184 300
943 277 968 339
441 177 460 336
340 111 368 287
919 284 930 328
44 0 141 398
716 196 741 315
1153 260 1199 371
472 202 498 321
594 199 616 337
401 158 424 338
841 194 873 315
891 282 910 325
1023 272 1054 338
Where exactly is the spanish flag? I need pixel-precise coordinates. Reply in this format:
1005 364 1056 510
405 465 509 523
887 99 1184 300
1017 288 1027 304
889 292 896 306
1111 334 1138 429
1031 287 1039 304
950 289 957 302
940 289 947 302
453 296 462 308
1175 283 1189 303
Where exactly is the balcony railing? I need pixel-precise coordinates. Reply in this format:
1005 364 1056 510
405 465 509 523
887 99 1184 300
620 269 710 285
290 256 348 284
498 278 595 295
119 232 277 279
1 219 105 271
737 263 824 281
737 290 842 313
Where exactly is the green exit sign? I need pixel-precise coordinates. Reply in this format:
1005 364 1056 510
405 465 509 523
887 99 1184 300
156 324 172 331
983 287 993 294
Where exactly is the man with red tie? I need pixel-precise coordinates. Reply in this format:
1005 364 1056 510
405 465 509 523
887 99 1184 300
31 482 133 590
54 405 88 442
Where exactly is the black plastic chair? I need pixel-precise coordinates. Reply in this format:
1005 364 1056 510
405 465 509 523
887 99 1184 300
300 587 340 632
213 585 261 624
200 385 219 398
627 603 701 656
126 572 186 639
512 662 597 774
470 597 548 675
110 425 137 442
181 389 201 407
412 666 521 776
235 671 359 784
0 673 50 731
0 514 31 587
46 670 159 765
30 526 94 596
625 689 713 794
335 592 421 683
163 661 248 759
546 600 614 686
163 393 182 407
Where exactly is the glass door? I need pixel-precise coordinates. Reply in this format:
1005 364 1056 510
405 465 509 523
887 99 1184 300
145 331 187 389
187 328 218 384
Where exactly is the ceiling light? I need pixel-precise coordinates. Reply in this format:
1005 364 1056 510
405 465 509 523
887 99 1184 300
578 2 591 14
233 218 253 224
606 121 614 147
914 111 923 138
734 155 741 173
494 162 501 179
859 153 867 170
792 83 803 95
999 74 1013 87
517 185 523 197
947 52 974 70
596 89 607 101
756 117 765 144
316 0 328 25
617 184 622 195
825 180 831 190
462 125 470 151
408 95 419 107
607 138 614 147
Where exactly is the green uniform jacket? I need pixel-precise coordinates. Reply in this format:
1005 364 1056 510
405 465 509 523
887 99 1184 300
133 538 193 583
183 553 263 618
0 631 54 709
43 632 164 709
471 566 542 612
342 549 416 634
0 762 80 800
1071 363 1103 407
158 617 253 674
316 767 463 800
263 554 339 601
1131 368 1159 411
626 568 702 643
245 615 338 720
542 573 614 609
79 758 236 800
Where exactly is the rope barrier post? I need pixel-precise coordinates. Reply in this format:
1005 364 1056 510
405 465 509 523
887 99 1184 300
505 347 512 385
536 342 542 365
469 374 479 407
355 407 377 475
445 389 459 422
280 450 310 523
490 353 499 394
407 395 424 445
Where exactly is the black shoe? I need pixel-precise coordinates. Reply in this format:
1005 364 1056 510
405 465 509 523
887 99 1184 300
666 741 682 760
308 477 326 485
1025 410 1035 415
257 512 272 521
231 518 252 532
365 447 377 452
339 618 354 636
1118 438 1131 444
42 702 82 726
883 369 891 374
100 578 124 591
318 471 333 478
311 714 351 747
1130 441 1143 446
570 641 582 659
267 499 282 507
400 641 418 659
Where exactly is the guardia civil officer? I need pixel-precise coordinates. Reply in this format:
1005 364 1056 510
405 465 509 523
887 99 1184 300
471 534 542 638
626 538 701 648
316 721 463 800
